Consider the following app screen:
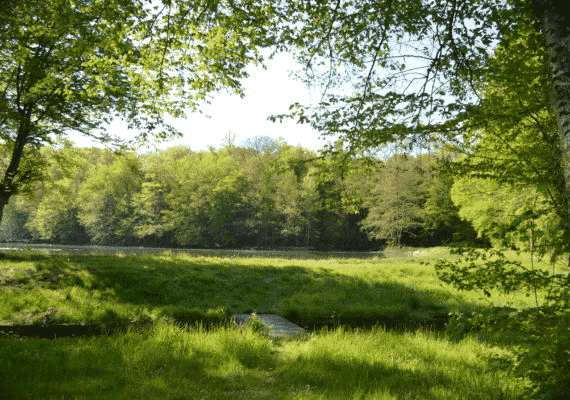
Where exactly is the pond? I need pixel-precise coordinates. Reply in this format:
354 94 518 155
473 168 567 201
0 243 394 259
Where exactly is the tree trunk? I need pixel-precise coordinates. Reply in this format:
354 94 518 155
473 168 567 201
0 196 8 229
540 5 570 258
0 120 31 227
0 149 24 228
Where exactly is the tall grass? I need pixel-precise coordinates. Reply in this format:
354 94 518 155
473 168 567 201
0 319 530 400
1 248 550 328
0 248 548 399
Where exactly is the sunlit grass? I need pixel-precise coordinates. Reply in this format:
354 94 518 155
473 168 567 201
0 319 530 400
0 248 560 327
0 247 553 399
278 326 527 399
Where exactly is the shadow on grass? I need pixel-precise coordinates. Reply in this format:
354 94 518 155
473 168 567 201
0 324 526 400
0 329 213 400
0 252 498 336
277 352 509 399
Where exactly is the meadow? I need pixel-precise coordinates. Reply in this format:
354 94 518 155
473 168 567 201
1 247 558 399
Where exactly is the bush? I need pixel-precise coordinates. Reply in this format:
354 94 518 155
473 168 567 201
433 247 570 398
246 313 270 336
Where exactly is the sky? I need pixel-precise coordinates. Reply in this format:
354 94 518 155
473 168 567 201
70 53 330 153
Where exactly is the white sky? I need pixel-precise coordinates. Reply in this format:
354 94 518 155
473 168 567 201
70 53 330 153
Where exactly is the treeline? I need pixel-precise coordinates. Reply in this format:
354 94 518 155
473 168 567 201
1 139 482 250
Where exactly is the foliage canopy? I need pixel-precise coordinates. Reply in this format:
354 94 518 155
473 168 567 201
0 0 270 221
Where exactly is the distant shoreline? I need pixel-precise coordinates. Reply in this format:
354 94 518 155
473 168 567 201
0 242 389 259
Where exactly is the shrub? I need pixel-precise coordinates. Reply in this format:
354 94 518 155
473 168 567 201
433 247 570 398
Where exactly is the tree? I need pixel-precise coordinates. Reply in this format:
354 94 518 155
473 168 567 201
225 145 278 247
77 152 144 245
308 148 367 250
269 144 317 247
451 177 559 250
421 156 478 245
241 135 279 153
267 0 570 248
158 148 249 248
0 195 33 242
132 147 191 246
360 154 425 246
221 130 238 149
24 146 91 244
402 6 570 394
0 0 268 226
271 0 568 148
441 15 567 253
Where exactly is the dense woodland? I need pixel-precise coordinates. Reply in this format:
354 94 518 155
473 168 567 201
3 135 555 252
0 138 481 250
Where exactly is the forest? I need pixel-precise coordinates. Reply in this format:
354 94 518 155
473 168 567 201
0 0 567 260
0 138 482 250
0 132 557 256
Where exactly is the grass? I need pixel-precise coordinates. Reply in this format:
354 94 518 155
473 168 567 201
0 247 553 329
0 319 530 399
0 246 561 399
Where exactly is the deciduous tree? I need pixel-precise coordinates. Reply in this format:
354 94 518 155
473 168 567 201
0 0 268 225
268 0 570 249
361 154 425 246
241 135 279 154
78 152 143 245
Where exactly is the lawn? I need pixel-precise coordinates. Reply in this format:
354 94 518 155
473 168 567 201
0 247 546 329
1 319 530 399
0 246 556 399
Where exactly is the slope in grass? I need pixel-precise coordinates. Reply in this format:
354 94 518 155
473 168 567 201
0 249 551 329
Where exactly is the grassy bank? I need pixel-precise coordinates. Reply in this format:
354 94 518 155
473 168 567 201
0 319 530 400
0 247 549 329
1 247 560 398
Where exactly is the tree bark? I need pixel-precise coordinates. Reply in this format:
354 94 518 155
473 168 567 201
0 115 31 227
539 4 570 257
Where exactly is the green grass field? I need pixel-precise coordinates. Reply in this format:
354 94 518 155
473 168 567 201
0 247 547 328
0 320 528 399
1 246 560 399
